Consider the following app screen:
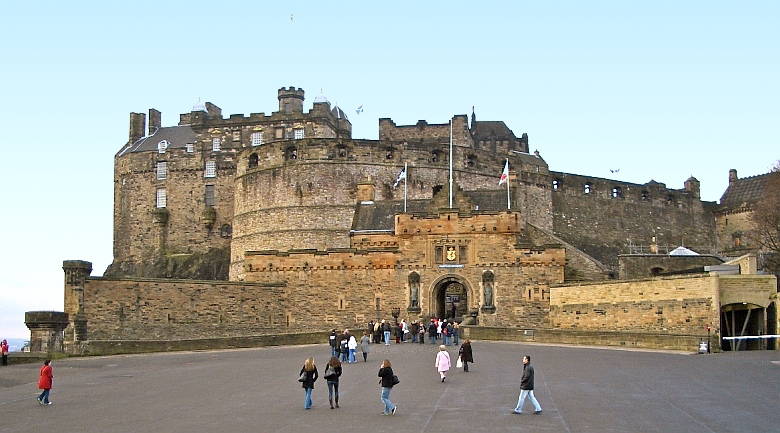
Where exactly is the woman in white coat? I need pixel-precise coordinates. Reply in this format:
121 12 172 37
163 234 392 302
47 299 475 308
348 334 358 363
434 345 451 382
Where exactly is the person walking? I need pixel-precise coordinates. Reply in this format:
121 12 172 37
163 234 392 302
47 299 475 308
373 321 382 344
378 359 397 415
299 357 319 410
348 333 358 363
512 355 542 415
434 345 451 383
1 339 8 366
410 321 419 343
458 339 474 372
382 320 391 346
360 332 371 362
36 360 53 405
428 320 437 344
323 356 342 409
452 322 460 345
340 331 350 362
329 329 338 357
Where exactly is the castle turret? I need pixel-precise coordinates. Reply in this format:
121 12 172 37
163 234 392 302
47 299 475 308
278 86 305 113
684 176 700 198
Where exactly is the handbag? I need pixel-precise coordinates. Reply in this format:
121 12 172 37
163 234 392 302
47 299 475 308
298 371 307 382
324 365 336 379
391 375 400 386
456 356 463 368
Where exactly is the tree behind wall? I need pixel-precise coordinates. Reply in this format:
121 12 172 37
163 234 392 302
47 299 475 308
750 161 780 275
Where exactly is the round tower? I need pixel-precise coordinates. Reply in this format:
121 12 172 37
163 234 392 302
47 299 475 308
278 86 305 113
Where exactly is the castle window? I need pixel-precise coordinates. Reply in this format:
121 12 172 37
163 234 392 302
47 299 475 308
611 186 622 198
294 128 304 140
732 232 743 248
185 143 194 153
204 160 216 178
219 224 232 238
285 147 298 160
465 155 476 168
431 150 440 163
205 184 216 207
459 245 468 264
232 130 241 142
275 128 284 139
156 161 168 180
552 179 560 191
435 246 444 263
584 183 592 194
212 137 221 152
251 132 263 146
248 153 259 169
157 140 168 154
641 190 649 201
156 188 167 208
666 194 676 205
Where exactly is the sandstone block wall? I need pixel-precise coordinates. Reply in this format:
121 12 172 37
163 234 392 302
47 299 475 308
618 255 724 279
549 275 720 334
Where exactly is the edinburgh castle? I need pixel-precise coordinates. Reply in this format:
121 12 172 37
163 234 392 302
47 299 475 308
29 87 775 355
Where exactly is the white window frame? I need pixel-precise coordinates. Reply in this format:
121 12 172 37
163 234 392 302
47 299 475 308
204 160 217 178
294 128 304 139
251 131 263 146
156 188 167 208
212 137 221 152
185 143 194 153
157 140 168 154
156 161 168 180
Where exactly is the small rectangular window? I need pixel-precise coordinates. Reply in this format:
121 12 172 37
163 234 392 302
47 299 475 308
205 184 216 207
251 132 263 146
156 188 167 208
212 138 221 152
459 246 467 264
232 130 241 142
435 246 444 263
156 161 168 180
294 128 304 139
275 128 284 139
205 160 216 178
186 143 194 153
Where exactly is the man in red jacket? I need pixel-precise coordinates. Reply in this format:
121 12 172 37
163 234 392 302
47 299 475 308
37 360 53 405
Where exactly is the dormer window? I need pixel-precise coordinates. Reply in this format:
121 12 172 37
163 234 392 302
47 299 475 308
212 138 221 152
157 140 168 154
251 132 263 146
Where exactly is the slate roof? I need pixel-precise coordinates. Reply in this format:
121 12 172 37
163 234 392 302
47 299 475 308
719 173 774 208
117 126 197 157
471 121 516 140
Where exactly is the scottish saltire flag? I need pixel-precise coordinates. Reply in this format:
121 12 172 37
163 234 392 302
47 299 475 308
498 159 509 185
393 166 407 188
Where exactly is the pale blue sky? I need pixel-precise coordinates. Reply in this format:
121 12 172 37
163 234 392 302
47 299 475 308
1 1 777 338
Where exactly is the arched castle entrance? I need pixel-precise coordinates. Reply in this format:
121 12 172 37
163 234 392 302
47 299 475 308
720 302 767 351
428 275 473 321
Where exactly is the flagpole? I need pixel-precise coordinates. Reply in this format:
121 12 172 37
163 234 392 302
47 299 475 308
403 162 408 212
449 120 453 208
505 158 511 209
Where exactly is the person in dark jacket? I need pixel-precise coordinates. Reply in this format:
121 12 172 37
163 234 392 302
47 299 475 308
340 331 350 362
458 339 474 372
299 357 319 410
512 355 542 415
329 329 338 357
378 359 397 415
324 356 342 409
428 320 438 344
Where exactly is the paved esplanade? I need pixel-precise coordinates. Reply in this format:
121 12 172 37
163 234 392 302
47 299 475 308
1 341 778 433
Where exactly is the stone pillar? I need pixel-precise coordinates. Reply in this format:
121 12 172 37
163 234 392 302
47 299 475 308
25 311 69 353
63 260 92 348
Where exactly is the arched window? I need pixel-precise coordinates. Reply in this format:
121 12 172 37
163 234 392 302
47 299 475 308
584 183 592 194
408 272 420 308
248 153 259 168
482 271 494 307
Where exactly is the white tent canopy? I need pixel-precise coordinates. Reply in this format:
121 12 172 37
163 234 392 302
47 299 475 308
669 246 699 256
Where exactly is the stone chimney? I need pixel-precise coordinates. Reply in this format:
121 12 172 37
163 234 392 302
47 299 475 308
148 108 161 136
129 112 146 143
729 169 738 185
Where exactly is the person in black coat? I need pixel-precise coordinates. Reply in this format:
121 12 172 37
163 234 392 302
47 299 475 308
512 355 542 415
458 339 474 372
378 359 397 415
324 356 343 409
329 329 338 357
299 357 319 410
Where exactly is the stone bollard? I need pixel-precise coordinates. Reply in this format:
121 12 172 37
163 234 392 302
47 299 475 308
25 311 69 353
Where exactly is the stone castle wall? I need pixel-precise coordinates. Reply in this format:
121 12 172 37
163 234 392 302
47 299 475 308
550 172 717 267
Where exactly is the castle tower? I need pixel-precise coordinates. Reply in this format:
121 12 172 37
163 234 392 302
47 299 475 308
278 86 305 113
684 176 700 198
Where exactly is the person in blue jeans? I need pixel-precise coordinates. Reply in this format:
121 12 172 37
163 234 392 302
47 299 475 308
378 359 397 415
382 320 391 346
299 357 318 410
512 355 542 415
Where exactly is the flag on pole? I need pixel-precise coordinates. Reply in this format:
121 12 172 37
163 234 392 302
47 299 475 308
498 160 509 185
393 166 407 188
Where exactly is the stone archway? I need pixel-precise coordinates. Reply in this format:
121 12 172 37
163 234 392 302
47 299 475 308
720 302 766 351
428 275 474 321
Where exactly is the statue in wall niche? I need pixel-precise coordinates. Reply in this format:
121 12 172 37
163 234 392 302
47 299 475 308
409 272 420 307
483 271 494 307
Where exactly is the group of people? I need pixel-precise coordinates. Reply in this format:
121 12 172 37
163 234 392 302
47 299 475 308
365 318 461 346
329 329 371 363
